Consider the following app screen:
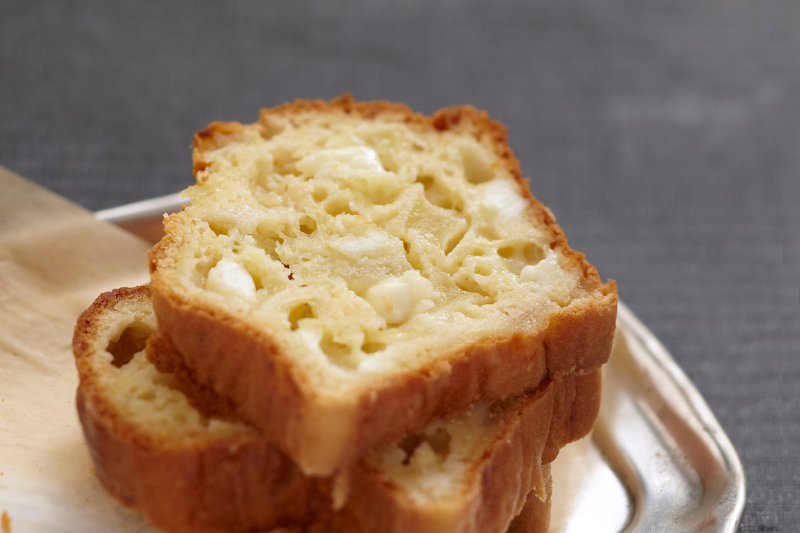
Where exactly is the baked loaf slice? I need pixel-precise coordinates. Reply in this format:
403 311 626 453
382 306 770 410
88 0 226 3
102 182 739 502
73 287 312 533
148 95 617 474
73 287 591 533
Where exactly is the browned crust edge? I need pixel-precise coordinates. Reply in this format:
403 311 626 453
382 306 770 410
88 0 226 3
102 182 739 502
342 371 599 533
507 465 553 533
149 95 618 475
148 331 599 533
73 287 316 533
344 383 555 533
75 288 591 533
543 370 603 464
150 283 614 474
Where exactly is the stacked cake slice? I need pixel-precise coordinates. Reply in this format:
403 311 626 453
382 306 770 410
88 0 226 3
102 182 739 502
74 96 616 533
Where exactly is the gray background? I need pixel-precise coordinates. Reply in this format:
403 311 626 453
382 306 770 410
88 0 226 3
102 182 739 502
2 1 798 530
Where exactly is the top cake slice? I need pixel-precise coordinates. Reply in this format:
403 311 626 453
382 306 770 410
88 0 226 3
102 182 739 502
149 95 617 475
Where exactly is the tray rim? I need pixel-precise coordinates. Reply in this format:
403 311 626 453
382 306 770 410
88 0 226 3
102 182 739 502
95 194 747 533
615 302 746 532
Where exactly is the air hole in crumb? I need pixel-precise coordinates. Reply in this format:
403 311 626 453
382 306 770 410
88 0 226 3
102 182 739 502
498 246 514 259
426 427 452 456
474 264 493 276
417 174 463 211
397 428 452 463
281 224 297 239
402 239 411 254
107 323 152 367
361 341 387 354
498 243 545 274
312 187 328 202
324 198 355 216
255 224 285 255
478 225 500 240
523 244 545 265
444 225 468 255
319 333 352 363
208 221 229 237
288 303 315 330
499 243 544 264
417 175 434 190
272 149 299 175
404 244 425 273
455 277 492 299
299 216 317 235
399 433 424 463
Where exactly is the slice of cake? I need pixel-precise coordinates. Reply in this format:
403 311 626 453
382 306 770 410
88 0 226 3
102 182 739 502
148 95 617 474
73 287 591 533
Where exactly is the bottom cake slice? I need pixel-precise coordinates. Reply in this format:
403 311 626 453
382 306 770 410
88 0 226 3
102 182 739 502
73 286 598 533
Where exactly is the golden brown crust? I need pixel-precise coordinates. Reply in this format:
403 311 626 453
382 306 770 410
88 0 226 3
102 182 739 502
343 384 554 533
149 95 618 475
543 370 602 464
144 335 597 532
150 284 550 467
150 277 613 474
73 286 157 452
507 465 552 533
145 332 240 420
147 329 601 471
76 287 578 533
77 388 315 533
73 287 317 533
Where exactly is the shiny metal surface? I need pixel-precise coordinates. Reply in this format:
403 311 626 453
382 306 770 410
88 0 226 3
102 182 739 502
565 306 747 533
97 196 747 533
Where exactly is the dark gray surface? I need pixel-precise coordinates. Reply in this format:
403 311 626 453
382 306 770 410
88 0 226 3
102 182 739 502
2 1 798 530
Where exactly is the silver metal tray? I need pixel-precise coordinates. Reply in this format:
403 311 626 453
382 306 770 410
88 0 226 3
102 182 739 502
96 195 747 533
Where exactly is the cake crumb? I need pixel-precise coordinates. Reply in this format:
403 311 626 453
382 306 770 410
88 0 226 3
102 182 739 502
2 509 11 533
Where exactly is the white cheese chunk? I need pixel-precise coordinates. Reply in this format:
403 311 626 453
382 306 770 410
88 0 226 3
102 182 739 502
297 146 399 200
206 259 257 300
331 228 398 259
478 180 528 219
520 254 577 305
365 271 436 325
297 146 386 177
